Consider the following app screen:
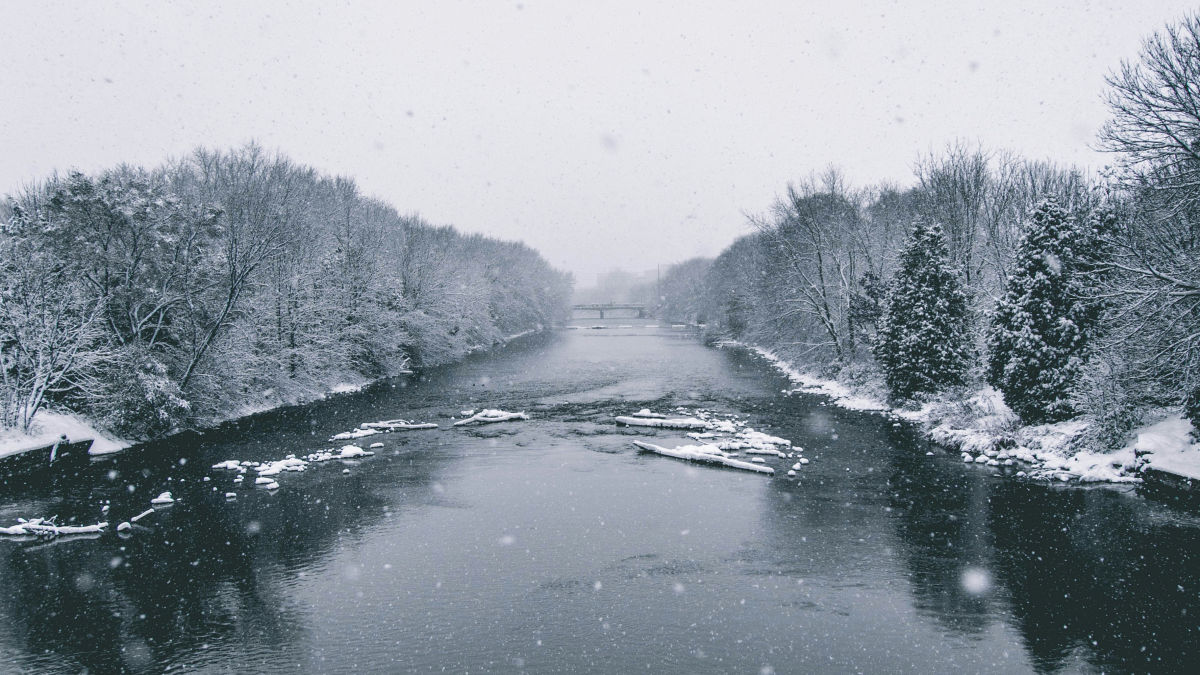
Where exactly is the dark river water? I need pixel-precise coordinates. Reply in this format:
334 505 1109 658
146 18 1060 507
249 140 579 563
2 323 1199 674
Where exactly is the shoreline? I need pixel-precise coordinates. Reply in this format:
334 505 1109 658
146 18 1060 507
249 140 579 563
719 340 1200 488
0 326 551 460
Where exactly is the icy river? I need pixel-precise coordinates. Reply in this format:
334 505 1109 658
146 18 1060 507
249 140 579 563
1 322 1198 673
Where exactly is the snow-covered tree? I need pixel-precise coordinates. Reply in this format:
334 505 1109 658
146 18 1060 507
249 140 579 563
0 239 110 432
874 220 973 400
986 198 1107 424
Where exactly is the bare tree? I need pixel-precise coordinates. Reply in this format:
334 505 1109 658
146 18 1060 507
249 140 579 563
1100 13 1200 210
0 241 109 432
172 144 299 390
755 169 864 362
1097 14 1200 411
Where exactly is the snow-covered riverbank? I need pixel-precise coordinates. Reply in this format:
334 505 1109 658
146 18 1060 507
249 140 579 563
0 410 130 458
724 341 1200 486
0 328 550 460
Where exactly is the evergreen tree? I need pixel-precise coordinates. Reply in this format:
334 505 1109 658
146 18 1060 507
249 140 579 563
874 220 972 400
986 198 1105 424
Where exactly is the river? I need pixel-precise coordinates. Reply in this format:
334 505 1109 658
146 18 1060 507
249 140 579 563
1 322 1198 673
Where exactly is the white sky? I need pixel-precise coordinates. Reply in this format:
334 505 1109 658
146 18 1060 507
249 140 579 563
1 1 1194 285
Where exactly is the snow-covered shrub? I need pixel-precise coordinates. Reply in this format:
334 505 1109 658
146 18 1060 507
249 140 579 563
84 347 190 440
874 220 973 401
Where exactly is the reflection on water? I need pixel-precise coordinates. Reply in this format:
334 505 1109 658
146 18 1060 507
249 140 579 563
1 321 1197 673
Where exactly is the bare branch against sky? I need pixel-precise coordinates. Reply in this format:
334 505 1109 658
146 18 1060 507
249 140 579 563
1 0 1195 284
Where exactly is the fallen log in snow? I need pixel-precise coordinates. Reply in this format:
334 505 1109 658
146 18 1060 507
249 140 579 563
616 416 709 430
452 409 530 426
0 517 109 537
361 420 439 431
632 440 774 475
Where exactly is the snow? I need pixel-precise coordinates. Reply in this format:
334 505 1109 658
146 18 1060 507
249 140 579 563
632 440 775 475
0 518 108 537
330 427 381 441
723 343 888 411
501 326 543 342
255 456 308 476
1129 415 1200 481
329 382 366 394
726 339 1191 486
452 409 530 426
0 410 130 458
361 419 439 431
331 445 371 458
369 442 384 448
212 445 377 494
150 492 175 505
615 416 708 430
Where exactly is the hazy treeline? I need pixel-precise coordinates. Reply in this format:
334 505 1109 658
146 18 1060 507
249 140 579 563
0 144 572 438
651 14 1200 443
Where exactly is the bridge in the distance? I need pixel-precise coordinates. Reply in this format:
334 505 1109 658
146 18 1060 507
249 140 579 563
571 303 647 319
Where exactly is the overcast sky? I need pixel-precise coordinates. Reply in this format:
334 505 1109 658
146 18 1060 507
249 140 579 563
1 1 1194 285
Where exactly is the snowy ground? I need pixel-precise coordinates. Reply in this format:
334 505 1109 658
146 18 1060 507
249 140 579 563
0 410 130 458
724 341 1200 486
